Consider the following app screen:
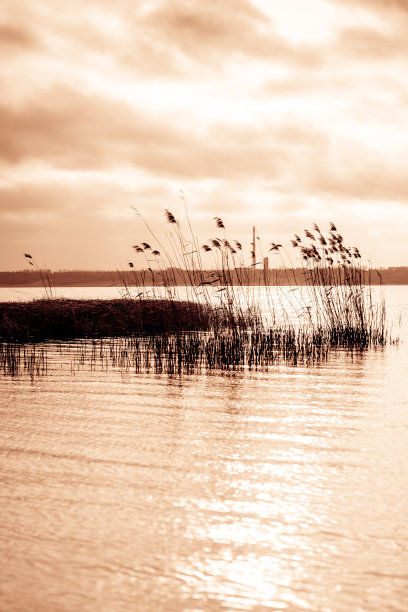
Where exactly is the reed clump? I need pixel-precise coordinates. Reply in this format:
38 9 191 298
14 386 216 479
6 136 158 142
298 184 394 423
0 298 213 342
125 211 388 349
0 213 392 378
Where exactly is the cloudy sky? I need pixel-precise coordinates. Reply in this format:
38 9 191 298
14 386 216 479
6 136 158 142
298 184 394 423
1 0 408 270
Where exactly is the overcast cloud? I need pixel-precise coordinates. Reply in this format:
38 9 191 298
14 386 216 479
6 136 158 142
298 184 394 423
1 0 407 269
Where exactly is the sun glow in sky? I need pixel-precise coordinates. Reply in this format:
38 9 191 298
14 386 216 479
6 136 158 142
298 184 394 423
1 0 408 269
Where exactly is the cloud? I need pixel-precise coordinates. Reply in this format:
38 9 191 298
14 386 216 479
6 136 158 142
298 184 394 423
337 26 401 59
0 1 183 83
0 24 40 51
298 132 408 203
0 0 322 91
3 78 407 206
327 0 408 13
321 168 407 206
1 0 408 268
0 84 327 181
140 0 322 68
141 0 270 59
332 23 408 65
0 87 184 169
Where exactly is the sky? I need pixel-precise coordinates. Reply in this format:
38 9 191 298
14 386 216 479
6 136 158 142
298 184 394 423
1 0 408 270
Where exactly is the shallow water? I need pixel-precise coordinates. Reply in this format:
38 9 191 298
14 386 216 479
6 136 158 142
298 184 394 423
0 287 407 611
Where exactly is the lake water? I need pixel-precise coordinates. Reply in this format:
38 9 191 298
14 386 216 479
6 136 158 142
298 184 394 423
1 287 408 611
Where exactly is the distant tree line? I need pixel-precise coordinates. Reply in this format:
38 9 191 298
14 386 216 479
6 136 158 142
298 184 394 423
1 267 408 287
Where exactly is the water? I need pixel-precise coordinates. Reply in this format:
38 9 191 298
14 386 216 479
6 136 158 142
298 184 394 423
1 287 408 611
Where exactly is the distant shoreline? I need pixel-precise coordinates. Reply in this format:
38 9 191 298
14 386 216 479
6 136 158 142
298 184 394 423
1 267 408 287
2 280 408 287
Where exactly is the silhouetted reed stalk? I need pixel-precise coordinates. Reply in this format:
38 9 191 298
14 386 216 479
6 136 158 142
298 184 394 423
22 253 55 299
290 223 387 345
126 210 387 346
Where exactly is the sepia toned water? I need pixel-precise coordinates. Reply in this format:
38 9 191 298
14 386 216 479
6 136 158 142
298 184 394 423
1 287 408 611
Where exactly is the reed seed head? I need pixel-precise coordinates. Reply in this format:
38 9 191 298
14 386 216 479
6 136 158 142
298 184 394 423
165 210 177 224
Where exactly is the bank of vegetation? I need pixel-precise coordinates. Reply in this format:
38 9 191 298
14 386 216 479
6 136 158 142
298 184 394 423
0 298 212 342
0 213 391 376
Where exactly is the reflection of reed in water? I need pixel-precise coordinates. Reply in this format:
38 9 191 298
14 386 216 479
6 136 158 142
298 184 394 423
1 320 393 379
68 328 373 376
0 343 47 378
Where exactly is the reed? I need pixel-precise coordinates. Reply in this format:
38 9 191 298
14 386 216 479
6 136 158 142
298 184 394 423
127 210 387 347
0 212 391 378
290 223 387 346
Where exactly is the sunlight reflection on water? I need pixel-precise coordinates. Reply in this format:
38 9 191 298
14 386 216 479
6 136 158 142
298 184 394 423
0 287 408 611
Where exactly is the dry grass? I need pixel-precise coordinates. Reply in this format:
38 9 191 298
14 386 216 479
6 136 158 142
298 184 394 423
0 213 391 377
127 211 388 348
0 298 213 342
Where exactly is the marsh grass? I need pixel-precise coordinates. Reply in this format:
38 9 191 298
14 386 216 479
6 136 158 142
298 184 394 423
127 210 388 346
0 212 391 378
0 298 214 342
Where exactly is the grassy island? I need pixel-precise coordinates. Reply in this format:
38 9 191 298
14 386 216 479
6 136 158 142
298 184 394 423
0 298 213 342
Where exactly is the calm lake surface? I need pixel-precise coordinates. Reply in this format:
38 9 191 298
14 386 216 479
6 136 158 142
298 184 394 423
1 287 407 611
